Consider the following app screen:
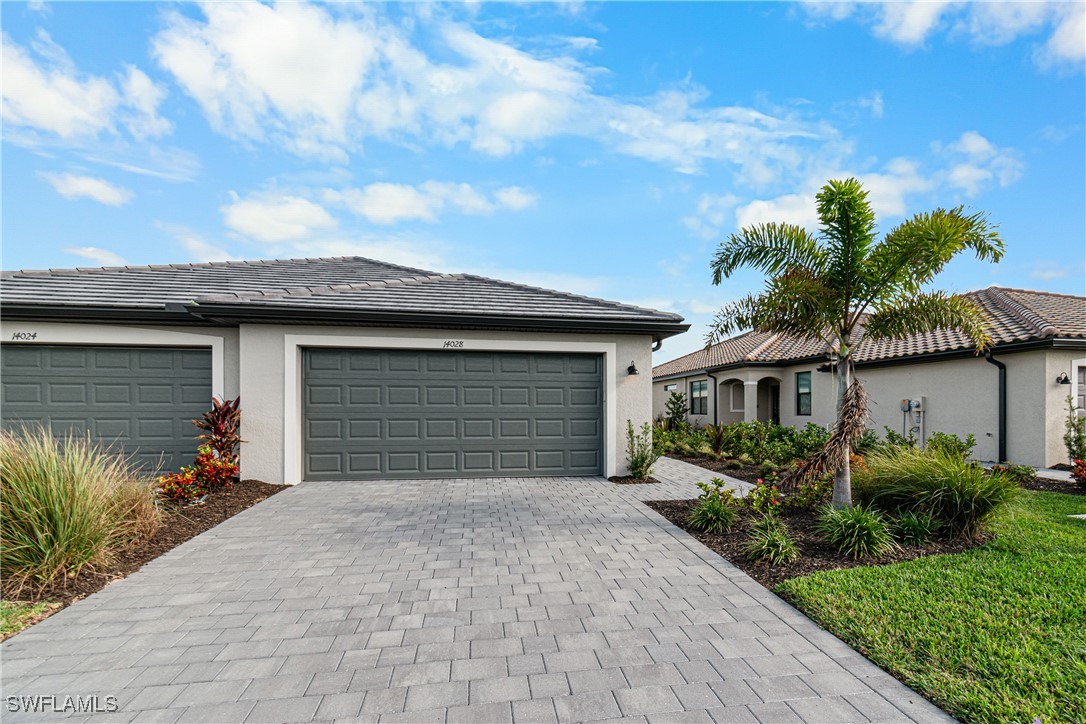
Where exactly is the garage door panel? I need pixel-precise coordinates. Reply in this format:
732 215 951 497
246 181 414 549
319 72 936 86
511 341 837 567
302 349 603 480
1 345 212 472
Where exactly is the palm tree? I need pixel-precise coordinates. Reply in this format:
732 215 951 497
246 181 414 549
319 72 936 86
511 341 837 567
708 178 1004 508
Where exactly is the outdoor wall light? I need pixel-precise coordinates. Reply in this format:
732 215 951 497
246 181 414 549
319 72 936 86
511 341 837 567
627 361 639 376
1056 372 1071 385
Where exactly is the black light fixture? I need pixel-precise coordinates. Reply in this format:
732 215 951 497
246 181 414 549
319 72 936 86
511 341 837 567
627 361 639 376
1056 372 1071 385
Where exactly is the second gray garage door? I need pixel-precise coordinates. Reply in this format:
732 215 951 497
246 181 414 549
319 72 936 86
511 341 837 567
303 348 604 480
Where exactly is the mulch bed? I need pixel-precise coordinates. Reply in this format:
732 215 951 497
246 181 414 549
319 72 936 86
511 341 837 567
609 475 661 485
1 479 288 637
1020 476 1085 496
645 499 989 589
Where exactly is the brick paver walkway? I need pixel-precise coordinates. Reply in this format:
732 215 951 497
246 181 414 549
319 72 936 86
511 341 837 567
1 464 949 723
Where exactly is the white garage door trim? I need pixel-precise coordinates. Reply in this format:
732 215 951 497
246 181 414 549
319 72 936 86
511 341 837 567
283 333 617 484
0 321 226 397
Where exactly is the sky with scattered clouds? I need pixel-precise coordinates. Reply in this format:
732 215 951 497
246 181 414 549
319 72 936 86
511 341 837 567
2 1 1083 361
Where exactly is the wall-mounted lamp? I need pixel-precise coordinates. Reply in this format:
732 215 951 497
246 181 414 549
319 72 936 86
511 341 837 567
1056 372 1071 385
627 361 639 376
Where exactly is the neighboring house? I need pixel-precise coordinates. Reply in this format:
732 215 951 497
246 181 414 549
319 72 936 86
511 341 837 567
1 256 687 483
653 287 1086 467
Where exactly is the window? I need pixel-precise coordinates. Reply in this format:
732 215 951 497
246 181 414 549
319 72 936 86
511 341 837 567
795 371 812 416
664 383 677 392
690 380 708 415
1078 366 1085 412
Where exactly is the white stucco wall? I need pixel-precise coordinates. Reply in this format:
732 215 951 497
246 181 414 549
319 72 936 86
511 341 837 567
239 324 654 483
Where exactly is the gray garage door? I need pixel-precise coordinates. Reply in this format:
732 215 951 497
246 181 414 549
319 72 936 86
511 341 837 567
1 345 213 471
303 348 604 480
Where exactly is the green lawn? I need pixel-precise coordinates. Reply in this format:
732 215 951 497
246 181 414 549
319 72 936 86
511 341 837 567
777 490 1086 723
1 600 62 640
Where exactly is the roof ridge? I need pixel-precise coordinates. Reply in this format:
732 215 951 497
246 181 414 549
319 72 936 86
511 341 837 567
983 287 1059 337
460 273 684 321
744 332 781 360
194 273 455 303
3 255 437 278
987 285 1085 301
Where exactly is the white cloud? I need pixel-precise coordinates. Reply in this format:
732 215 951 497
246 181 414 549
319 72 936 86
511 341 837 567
937 130 1023 195
1030 261 1067 281
2 31 171 140
64 246 126 266
735 192 819 231
858 91 884 119
221 192 337 242
40 172 133 206
682 193 739 239
494 186 538 210
162 225 238 263
802 1 1085 72
326 180 538 224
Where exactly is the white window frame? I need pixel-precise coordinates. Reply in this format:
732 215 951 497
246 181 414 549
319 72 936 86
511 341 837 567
664 383 677 392
1072 357 1086 415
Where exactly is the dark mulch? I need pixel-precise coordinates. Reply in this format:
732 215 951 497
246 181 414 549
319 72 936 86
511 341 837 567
645 499 989 589
2 480 288 629
608 475 661 485
668 454 773 485
1020 476 1085 496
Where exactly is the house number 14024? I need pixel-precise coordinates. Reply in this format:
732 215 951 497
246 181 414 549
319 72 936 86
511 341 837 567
11 332 37 341
442 340 464 348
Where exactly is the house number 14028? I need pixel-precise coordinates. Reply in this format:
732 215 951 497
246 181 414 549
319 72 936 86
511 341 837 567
442 340 464 348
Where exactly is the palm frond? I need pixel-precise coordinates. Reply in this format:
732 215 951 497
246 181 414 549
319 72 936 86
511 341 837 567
816 179 877 308
705 271 836 347
861 292 991 350
710 223 827 284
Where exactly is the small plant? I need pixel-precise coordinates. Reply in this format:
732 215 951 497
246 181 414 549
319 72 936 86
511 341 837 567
926 431 976 461
893 511 938 546
195 396 243 464
0 428 160 594
194 445 238 490
690 478 740 534
883 427 917 450
665 392 689 430
783 475 832 511
626 420 661 479
746 478 782 515
724 459 743 470
1064 395 1086 465
852 428 881 454
989 463 1035 484
745 515 799 565
157 468 207 505
704 424 728 456
852 447 1018 540
815 504 897 559
1073 459 1086 490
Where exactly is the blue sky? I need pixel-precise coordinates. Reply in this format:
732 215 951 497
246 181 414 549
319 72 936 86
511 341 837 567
2 1 1083 361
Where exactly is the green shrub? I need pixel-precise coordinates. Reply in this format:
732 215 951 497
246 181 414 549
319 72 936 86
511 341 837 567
724 459 743 470
882 427 917 450
0 428 161 594
745 515 799 564
746 478 781 515
989 463 1035 484
689 478 739 534
853 428 881 454
704 424 728 456
893 511 938 545
665 392 689 430
926 431 976 460
1064 395 1086 465
626 420 660 479
815 504 897 559
853 447 1018 539
783 475 832 511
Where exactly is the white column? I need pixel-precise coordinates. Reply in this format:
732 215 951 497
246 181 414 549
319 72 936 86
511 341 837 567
743 380 759 422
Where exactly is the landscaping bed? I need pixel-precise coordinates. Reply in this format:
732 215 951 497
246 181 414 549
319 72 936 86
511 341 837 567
666 453 769 484
608 475 660 485
1019 474 1084 495
646 498 987 589
1 479 287 641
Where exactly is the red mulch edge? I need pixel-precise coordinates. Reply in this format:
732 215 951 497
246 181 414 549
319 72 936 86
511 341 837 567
608 475 661 485
1 479 289 639
645 499 989 590
1020 476 1085 496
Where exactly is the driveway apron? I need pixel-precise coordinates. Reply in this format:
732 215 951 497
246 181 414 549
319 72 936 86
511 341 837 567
1 467 950 723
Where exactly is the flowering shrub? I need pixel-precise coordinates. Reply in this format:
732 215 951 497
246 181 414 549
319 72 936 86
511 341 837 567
1073 459 1086 490
157 468 207 505
747 478 782 515
194 445 237 491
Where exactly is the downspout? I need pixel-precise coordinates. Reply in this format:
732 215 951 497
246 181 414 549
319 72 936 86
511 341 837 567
984 350 1007 463
652 338 662 352
706 371 719 426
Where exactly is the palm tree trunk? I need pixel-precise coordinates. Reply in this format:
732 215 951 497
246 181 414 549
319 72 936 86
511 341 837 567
832 358 853 509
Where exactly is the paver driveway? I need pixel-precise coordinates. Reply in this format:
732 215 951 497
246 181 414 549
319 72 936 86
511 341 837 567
2 463 949 723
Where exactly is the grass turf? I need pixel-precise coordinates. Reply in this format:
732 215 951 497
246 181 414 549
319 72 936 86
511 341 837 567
1 600 62 640
776 490 1086 723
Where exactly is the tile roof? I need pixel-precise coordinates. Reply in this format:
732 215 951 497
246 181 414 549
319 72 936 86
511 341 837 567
1 256 685 330
653 287 1086 377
